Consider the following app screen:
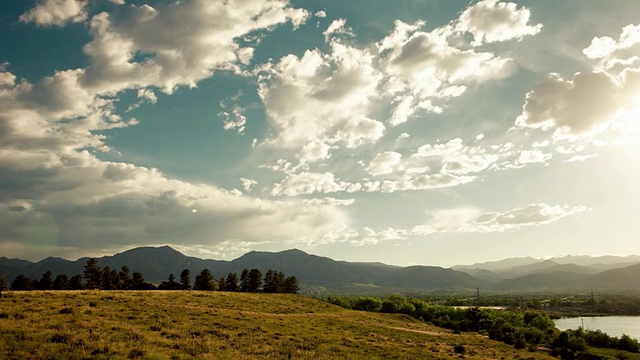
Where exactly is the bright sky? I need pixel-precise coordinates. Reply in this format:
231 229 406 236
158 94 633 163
1 0 639 267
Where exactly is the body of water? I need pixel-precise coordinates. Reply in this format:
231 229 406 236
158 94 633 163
554 316 640 341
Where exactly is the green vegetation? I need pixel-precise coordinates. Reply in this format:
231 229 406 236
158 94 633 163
326 295 640 359
0 291 557 359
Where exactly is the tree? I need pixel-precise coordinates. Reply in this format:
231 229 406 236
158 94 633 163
247 269 262 292
53 274 70 290
119 266 132 290
83 258 101 289
0 275 6 298
283 276 299 294
180 269 191 290
217 277 226 291
38 270 54 290
101 266 118 290
240 268 249 292
69 275 84 290
11 274 35 290
193 269 216 291
158 274 180 290
263 270 286 293
225 273 239 292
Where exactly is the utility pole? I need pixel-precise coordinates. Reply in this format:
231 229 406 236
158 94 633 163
591 291 595 314
476 287 480 299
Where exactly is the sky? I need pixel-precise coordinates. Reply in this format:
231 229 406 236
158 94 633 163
1 0 639 267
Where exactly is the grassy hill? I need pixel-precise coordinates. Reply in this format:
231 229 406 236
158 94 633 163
0 291 556 359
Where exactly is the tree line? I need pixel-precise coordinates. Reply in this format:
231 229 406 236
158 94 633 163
4 258 299 294
326 295 640 358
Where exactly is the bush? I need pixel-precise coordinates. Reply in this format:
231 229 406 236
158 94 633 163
514 338 527 349
59 307 73 314
453 345 465 354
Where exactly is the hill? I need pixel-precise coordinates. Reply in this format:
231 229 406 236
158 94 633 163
0 291 556 359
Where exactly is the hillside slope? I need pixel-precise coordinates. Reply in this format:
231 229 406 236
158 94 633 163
0 291 556 360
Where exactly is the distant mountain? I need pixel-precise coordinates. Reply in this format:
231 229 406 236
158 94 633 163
564 263 640 290
552 255 640 267
491 272 592 292
452 256 539 272
0 247 484 293
1 247 638 293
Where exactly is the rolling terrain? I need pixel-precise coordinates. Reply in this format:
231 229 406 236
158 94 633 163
0 291 556 359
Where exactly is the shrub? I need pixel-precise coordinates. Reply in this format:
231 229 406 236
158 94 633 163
453 345 465 354
59 307 73 314
514 338 527 349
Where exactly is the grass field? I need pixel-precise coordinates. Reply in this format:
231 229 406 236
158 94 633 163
0 291 557 359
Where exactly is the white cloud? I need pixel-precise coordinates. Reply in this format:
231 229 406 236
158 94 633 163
219 105 247 134
240 178 257 192
80 0 309 94
367 151 402 176
323 19 353 40
20 0 88 27
412 203 587 236
258 41 383 148
271 172 360 196
298 141 332 164
455 0 542 46
515 70 640 135
517 149 552 165
314 10 327 18
583 24 640 71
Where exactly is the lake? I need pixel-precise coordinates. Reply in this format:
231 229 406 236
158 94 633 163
554 316 640 341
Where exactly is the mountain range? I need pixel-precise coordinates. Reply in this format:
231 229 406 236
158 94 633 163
1 247 638 294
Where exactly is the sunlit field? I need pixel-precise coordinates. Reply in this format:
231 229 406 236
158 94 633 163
0 291 557 359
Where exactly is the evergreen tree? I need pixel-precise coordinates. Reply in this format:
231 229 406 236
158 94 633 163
130 271 156 290
240 268 249 292
0 275 6 298
193 269 215 291
283 276 300 294
119 266 132 290
38 270 54 290
247 268 262 292
69 275 84 290
101 266 117 290
225 273 239 292
263 269 275 293
158 274 180 290
180 269 191 290
53 274 70 290
11 274 35 290
217 277 226 291
83 258 101 289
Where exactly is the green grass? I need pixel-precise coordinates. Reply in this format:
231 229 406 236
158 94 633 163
0 291 557 359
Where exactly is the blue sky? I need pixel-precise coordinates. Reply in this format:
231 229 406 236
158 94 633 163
1 0 639 266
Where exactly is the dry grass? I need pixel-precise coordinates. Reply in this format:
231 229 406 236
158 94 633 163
0 291 556 359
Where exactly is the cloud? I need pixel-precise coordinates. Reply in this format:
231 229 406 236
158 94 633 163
517 149 552 165
367 151 402 176
514 70 640 135
412 203 587 236
455 0 542 46
80 0 309 94
20 0 88 27
583 24 640 72
271 172 361 196
378 20 515 121
258 41 383 148
240 178 257 193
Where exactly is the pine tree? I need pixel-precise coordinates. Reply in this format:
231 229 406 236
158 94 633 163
53 274 70 290
38 271 54 290
83 258 101 289
283 276 300 294
159 273 180 290
217 277 226 291
240 268 249 292
180 269 191 290
193 269 215 291
247 269 262 292
69 275 84 290
119 266 132 290
225 273 239 291
263 269 275 293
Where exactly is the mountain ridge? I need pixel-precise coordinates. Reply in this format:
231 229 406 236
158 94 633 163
1 246 638 293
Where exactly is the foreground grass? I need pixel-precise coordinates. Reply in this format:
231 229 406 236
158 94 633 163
0 291 556 359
